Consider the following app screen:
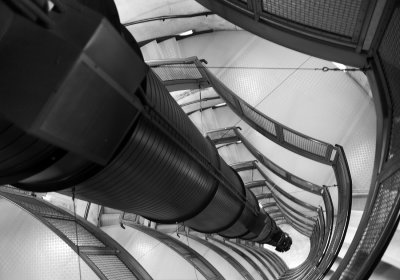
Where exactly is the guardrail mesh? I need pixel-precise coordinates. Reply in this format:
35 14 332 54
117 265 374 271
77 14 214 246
340 170 400 280
152 64 202 81
0 191 150 280
332 5 400 279
261 0 363 38
150 58 336 165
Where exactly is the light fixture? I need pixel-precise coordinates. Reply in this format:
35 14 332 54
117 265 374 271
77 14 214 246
214 102 226 108
178 30 194 36
332 62 347 70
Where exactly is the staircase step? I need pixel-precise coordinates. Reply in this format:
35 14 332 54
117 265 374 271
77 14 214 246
103 207 123 214
157 38 182 59
100 213 122 226
140 40 163 61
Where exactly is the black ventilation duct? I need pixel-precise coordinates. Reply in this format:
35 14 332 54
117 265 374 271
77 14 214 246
0 0 291 251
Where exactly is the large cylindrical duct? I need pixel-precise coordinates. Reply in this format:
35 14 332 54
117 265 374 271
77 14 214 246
0 0 291 251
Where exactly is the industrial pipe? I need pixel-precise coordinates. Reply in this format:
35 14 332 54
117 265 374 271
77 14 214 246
0 0 291 251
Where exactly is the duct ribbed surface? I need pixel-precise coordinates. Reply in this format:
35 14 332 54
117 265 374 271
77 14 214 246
186 158 245 233
0 0 289 249
68 115 217 222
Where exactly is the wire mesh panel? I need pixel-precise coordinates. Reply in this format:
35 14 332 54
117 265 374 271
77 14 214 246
378 7 400 160
189 234 256 280
331 6 400 279
338 170 400 280
239 101 277 136
127 225 224 280
151 58 336 164
235 130 322 195
46 218 105 247
199 61 336 165
5 194 73 220
262 0 363 38
282 129 328 157
152 64 202 81
87 255 138 280
0 191 152 280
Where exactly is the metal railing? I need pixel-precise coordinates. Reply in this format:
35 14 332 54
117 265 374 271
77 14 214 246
192 0 373 66
150 57 352 278
208 126 322 195
239 243 280 279
150 57 336 165
147 58 210 92
209 237 269 280
330 2 400 279
188 234 257 280
121 222 224 280
206 127 351 276
0 189 152 280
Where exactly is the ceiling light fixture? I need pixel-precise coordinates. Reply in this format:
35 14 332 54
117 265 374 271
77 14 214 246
332 62 347 70
179 30 194 36
213 102 226 108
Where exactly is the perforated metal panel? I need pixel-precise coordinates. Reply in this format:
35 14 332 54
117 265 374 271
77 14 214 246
240 101 277 136
0 198 100 280
262 0 363 38
282 129 327 157
9 195 72 220
339 170 400 280
0 192 151 280
378 7 400 160
87 255 138 280
46 218 105 247
127 225 224 280
152 64 202 81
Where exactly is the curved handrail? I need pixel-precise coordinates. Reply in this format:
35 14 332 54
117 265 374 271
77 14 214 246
150 57 337 165
234 242 280 279
236 129 323 195
330 4 400 279
207 127 321 219
268 181 319 213
149 58 352 278
187 103 228 116
207 126 323 195
272 192 316 223
180 96 222 107
196 60 337 165
0 190 152 280
192 0 370 67
209 237 269 280
309 147 352 279
188 234 256 280
277 207 314 237
317 189 334 267
256 246 289 274
122 223 225 280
